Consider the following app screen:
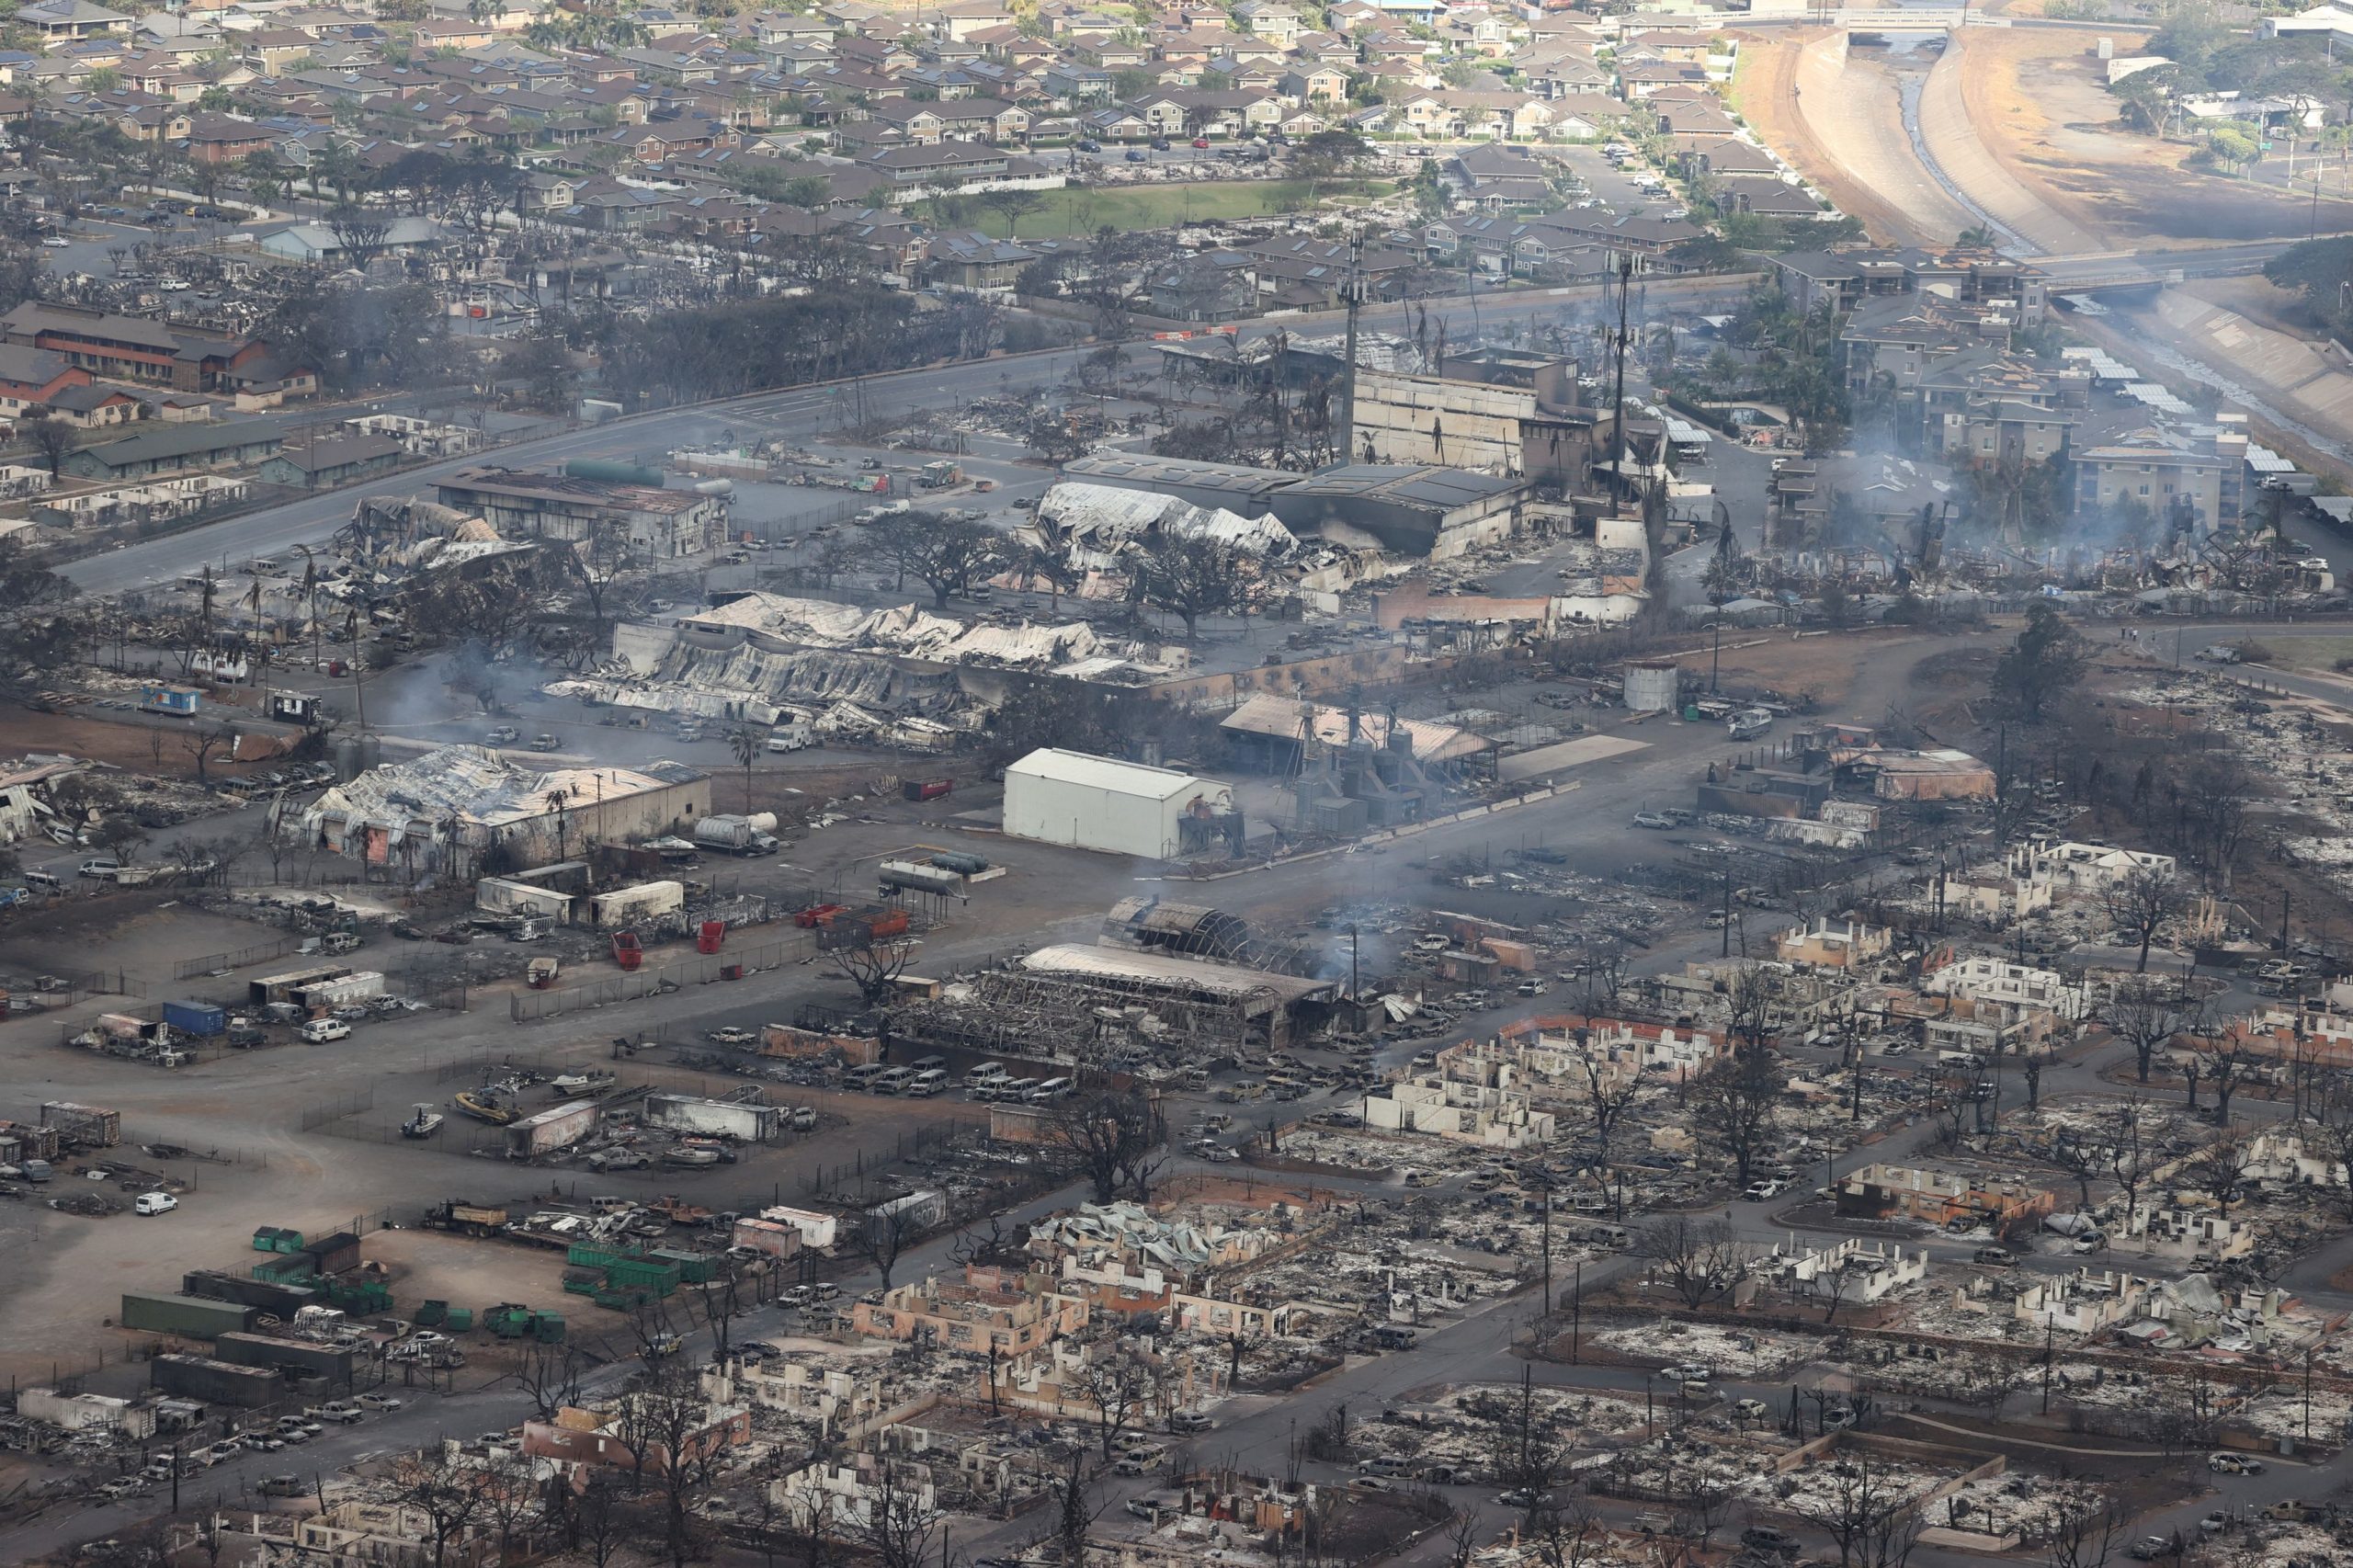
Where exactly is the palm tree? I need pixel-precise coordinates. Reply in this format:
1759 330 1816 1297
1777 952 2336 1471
544 790 571 863
727 722 768 812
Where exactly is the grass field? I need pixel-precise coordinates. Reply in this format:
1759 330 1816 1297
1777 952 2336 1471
919 178 1393 240
2257 637 2353 675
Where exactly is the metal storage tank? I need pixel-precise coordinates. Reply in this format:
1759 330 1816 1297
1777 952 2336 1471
1622 660 1681 712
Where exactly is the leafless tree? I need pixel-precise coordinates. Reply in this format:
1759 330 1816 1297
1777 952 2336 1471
2045 1484 2124 1568
2185 1027 2260 1122
1691 1040 1784 1192
2307 1071 2353 1221
1048 1450 1105 1567
1046 1087 1165 1204
2185 1124 2256 1209
1569 938 1628 1017
1723 965 1781 1051
611 1353 728 1568
1528 1499 1608 1568
2106 863 2184 973
574 1474 634 1568
512 1338 586 1422
1676 1465 1733 1549
1071 1339 1162 1459
1442 1509 1484 1568
852 1200 920 1290
699 1272 745 1365
475 1449 546 1562
2102 977 2184 1083
864 1456 942 1568
21 413 73 477
2105 1098 2158 1230
1787 1448 1918 1568
180 718 237 784
1634 1214 1748 1309
830 933 915 1007
388 1445 488 1568
1569 1036 1642 1220
1486 1372 1563 1501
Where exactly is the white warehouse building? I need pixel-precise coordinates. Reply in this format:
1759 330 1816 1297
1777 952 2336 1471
1001 748 1237 860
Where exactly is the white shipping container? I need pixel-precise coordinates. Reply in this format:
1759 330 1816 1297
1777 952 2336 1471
588 880 685 929
758 1205 837 1251
645 1094 778 1142
730 1217 803 1258
298 971 385 1006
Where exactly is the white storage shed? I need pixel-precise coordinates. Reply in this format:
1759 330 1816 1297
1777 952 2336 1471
1001 748 1234 860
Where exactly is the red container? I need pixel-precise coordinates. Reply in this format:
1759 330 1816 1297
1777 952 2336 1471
697 920 725 955
611 931 643 971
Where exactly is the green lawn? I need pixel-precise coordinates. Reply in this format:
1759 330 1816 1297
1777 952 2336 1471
920 178 1395 240
2256 635 2353 675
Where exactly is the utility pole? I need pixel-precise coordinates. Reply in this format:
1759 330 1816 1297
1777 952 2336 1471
1336 233 1363 467
1608 255 1633 492
2040 1320 2053 1414
1540 1180 1552 1317
1721 867 1733 958
1570 1257 1582 1364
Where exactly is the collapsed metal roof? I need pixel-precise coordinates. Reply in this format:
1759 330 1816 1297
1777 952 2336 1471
301 744 701 839
1035 481 1299 566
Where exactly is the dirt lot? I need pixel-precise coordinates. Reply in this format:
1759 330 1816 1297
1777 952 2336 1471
1951 25 2353 245
0 706 290 782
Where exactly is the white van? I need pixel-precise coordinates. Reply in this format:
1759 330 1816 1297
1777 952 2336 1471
965 1062 1009 1086
133 1191 178 1215
906 1069 949 1098
301 1017 351 1043
845 1063 890 1090
767 722 814 753
872 1066 915 1096
1027 1076 1073 1103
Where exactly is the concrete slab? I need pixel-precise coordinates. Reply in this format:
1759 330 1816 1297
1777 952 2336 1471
1496 733 1652 782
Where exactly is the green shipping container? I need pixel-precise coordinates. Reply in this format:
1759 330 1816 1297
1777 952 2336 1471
444 1307 473 1333
564 1244 630 1270
414 1300 448 1326
120 1290 259 1339
650 1249 714 1284
533 1313 564 1343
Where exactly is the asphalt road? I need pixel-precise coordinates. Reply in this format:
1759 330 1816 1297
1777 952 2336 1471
58 274 1757 600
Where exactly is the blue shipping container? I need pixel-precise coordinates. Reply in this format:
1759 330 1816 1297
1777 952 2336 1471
161 1000 226 1037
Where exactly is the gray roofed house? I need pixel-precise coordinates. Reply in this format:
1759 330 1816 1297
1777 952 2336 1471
19 0 131 39
258 431 404 489
63 419 284 481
